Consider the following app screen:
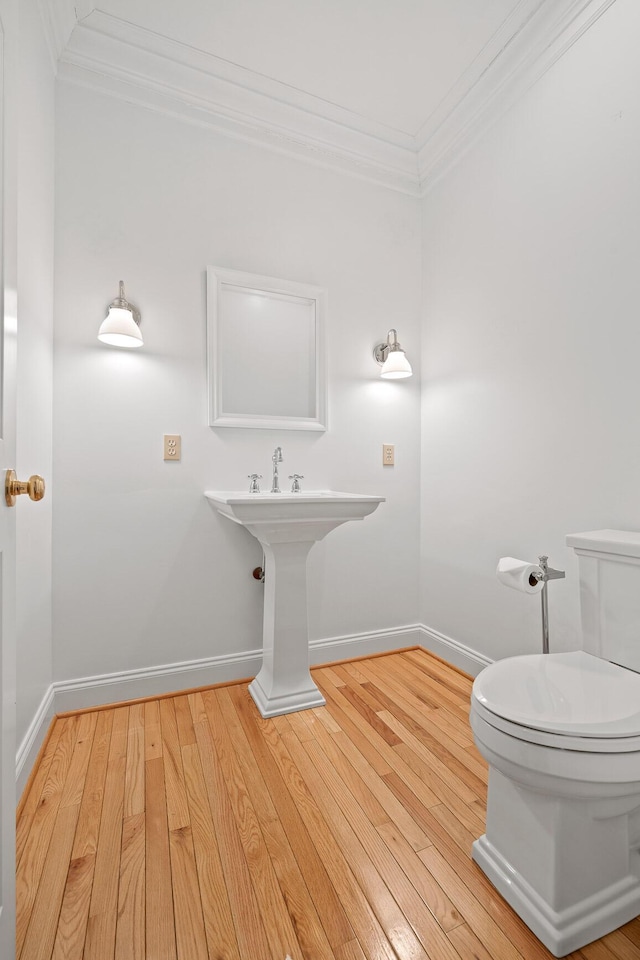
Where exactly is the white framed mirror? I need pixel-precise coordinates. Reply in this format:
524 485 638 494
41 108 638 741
207 266 327 431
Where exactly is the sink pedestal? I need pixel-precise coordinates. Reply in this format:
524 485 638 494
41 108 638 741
248 539 326 717
204 490 384 718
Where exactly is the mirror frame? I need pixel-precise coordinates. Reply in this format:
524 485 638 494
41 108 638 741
207 266 327 431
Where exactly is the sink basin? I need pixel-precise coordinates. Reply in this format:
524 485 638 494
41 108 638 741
205 489 384 717
204 490 384 540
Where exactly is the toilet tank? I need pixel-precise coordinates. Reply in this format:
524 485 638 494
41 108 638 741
567 530 640 674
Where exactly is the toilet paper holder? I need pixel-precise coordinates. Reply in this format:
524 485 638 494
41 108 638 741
530 555 565 654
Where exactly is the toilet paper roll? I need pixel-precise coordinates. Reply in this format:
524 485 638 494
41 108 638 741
496 556 544 594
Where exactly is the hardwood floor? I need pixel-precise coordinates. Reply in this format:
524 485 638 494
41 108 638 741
16 649 640 959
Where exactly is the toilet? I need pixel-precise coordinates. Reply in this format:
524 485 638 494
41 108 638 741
470 530 640 957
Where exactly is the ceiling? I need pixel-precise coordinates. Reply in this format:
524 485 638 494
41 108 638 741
46 0 614 194
90 0 521 138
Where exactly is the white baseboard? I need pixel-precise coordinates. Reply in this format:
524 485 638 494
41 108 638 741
52 646 264 715
16 648 264 793
310 624 422 664
418 623 492 677
16 684 55 797
52 625 424 718
16 622 480 788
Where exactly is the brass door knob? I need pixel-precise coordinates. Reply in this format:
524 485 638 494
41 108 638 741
5 470 45 507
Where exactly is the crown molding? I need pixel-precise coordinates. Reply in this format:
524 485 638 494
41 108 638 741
53 0 618 197
413 0 547 152
418 0 618 193
59 10 421 196
37 0 94 74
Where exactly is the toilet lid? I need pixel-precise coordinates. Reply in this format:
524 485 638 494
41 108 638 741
473 651 640 738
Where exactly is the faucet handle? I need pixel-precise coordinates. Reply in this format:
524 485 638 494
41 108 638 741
288 474 304 493
248 473 263 493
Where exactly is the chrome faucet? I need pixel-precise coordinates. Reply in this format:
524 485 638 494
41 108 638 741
271 446 283 493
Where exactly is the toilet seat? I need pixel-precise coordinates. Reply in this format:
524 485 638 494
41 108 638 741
471 651 640 753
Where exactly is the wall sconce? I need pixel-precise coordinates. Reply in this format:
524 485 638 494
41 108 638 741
373 328 412 379
97 281 143 348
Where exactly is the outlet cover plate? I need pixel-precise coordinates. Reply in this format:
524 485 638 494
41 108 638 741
164 435 181 461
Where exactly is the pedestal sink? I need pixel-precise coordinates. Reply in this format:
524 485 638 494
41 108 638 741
205 490 384 717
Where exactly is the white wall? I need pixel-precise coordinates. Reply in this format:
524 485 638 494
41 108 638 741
16 0 55 745
51 0 635 702
420 0 640 664
53 83 421 686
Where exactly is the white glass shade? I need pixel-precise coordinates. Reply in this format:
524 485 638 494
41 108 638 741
380 349 412 379
98 306 143 348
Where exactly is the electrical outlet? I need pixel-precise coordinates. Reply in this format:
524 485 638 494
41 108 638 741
164 435 181 461
383 444 395 466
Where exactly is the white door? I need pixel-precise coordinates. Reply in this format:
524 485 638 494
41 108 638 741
0 0 18 953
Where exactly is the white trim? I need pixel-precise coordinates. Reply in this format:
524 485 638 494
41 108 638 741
418 0 618 192
413 0 544 151
15 624 473 787
51 1 618 196
207 266 328 432
418 623 492 677
66 11 417 151
51 646 263 715
310 624 422 662
36 0 61 74
37 0 88 72
58 11 420 197
49 624 423 716
16 684 55 795
57 61 421 198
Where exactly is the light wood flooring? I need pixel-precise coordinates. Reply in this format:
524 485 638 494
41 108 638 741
16 648 640 959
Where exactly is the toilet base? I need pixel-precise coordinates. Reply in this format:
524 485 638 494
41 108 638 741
473 834 640 957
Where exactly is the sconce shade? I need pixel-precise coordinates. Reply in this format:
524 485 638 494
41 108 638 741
373 328 413 379
98 282 143 348
380 349 412 379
